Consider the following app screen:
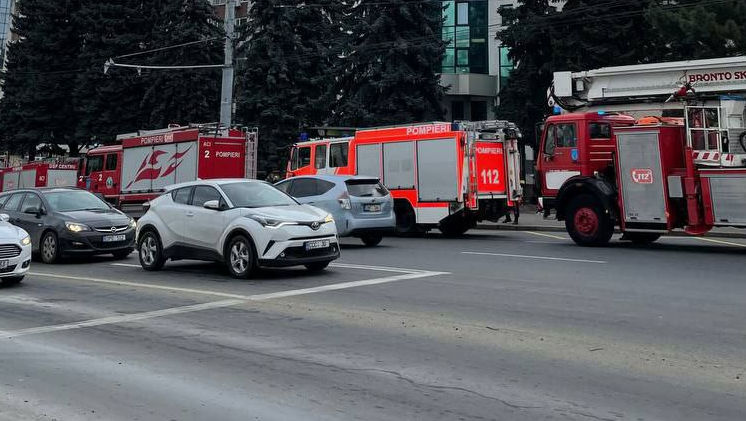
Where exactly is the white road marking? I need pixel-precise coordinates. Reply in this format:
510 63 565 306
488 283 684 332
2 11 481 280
522 231 566 240
694 237 746 248
462 251 606 264
14 264 448 338
111 263 140 268
112 261 435 274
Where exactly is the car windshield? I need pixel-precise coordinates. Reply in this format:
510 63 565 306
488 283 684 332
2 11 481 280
43 190 110 212
221 182 298 208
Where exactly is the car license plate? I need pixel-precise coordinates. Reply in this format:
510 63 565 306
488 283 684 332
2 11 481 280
305 240 330 251
103 234 127 243
0 260 7 269
364 204 381 212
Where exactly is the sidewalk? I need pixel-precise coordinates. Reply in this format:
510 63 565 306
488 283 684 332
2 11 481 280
476 205 746 239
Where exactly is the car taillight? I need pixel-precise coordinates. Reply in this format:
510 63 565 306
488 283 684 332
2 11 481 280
338 192 351 210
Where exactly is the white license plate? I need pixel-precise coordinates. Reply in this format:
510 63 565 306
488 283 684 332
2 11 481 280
103 234 127 243
0 260 7 269
364 204 381 212
305 240 330 251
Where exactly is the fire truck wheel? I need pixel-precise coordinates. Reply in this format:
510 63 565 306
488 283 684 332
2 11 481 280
623 232 661 245
565 194 613 247
138 231 165 271
360 234 383 247
439 218 471 237
41 231 61 264
394 201 419 235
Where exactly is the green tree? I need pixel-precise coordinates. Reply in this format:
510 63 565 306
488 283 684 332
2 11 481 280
333 0 445 127
235 0 345 171
0 0 81 158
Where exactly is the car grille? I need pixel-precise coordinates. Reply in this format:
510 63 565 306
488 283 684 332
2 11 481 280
0 244 21 259
0 264 17 274
94 225 130 233
283 245 337 259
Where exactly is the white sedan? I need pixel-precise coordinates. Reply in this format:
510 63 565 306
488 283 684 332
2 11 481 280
0 213 32 286
136 179 340 278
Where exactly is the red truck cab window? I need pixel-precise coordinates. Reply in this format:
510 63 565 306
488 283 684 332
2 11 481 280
329 143 348 168
315 144 327 169
86 155 103 175
589 122 612 140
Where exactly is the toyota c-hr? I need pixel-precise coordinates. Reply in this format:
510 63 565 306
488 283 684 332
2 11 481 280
136 179 340 278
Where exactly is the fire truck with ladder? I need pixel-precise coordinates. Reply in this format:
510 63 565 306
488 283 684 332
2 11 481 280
286 121 523 236
80 124 258 215
537 56 746 246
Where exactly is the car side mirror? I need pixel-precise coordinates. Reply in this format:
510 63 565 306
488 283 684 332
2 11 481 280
24 207 44 217
0 213 8 222
203 200 221 211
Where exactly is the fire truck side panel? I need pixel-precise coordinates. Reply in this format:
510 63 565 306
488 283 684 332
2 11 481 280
615 131 669 229
416 138 460 203
46 169 78 188
382 142 416 190
198 137 247 179
699 171 746 226
356 143 382 179
121 146 157 193
3 171 19 191
20 169 36 188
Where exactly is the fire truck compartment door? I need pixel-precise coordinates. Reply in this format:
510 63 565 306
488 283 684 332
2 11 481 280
703 174 746 226
20 170 36 188
3 172 19 191
616 131 667 225
417 138 459 202
122 142 197 193
356 144 382 179
383 142 415 190
47 170 78 188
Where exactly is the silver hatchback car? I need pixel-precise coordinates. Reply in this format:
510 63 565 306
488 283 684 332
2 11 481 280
276 175 395 246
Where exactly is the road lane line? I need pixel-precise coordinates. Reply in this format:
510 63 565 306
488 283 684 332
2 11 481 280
17 265 448 338
112 261 434 274
694 237 746 248
461 251 606 264
522 231 566 240
111 263 140 268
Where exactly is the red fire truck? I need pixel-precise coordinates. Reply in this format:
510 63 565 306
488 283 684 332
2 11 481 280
0 161 79 192
286 121 523 235
80 125 257 213
538 56 746 246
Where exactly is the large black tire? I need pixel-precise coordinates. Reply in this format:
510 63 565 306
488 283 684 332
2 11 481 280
623 232 661 245
394 201 419 234
565 194 614 247
112 248 133 260
40 231 61 264
225 235 256 279
438 217 472 237
360 234 383 247
305 261 330 272
1 276 24 286
138 230 165 271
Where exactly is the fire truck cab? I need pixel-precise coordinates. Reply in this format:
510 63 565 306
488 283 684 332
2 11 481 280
287 121 523 236
539 56 746 246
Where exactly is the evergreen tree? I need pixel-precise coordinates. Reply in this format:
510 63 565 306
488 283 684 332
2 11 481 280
0 0 81 158
235 0 345 171
139 0 224 128
333 0 445 127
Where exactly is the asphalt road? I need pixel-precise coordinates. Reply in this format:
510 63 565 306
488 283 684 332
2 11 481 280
0 230 744 421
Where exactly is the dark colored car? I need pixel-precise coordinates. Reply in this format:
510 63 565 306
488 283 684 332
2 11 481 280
0 188 136 263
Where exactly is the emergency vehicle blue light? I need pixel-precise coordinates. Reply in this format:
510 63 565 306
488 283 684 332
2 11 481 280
299 132 309 141
597 110 607 115
553 105 562 115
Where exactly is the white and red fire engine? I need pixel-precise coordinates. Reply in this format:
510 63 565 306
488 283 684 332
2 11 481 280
286 121 523 235
0 161 79 192
80 124 257 213
537 56 746 245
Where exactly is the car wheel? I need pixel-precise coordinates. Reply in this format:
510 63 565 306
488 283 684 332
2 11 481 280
305 261 330 272
112 249 133 260
226 235 255 279
360 234 383 247
138 231 165 271
40 231 60 264
0 276 23 286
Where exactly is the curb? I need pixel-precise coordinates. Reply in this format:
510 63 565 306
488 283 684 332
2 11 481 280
475 224 746 240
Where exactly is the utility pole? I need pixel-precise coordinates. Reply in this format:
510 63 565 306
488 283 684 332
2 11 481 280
220 0 236 128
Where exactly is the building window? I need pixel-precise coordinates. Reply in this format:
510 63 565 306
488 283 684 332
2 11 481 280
471 101 487 121
441 0 487 74
452 101 465 120
499 47 514 90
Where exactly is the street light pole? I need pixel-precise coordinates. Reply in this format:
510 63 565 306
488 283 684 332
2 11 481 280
220 0 236 128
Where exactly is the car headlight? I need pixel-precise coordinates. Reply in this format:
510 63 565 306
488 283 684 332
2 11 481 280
65 222 91 233
324 214 334 224
21 235 31 246
249 215 297 228
129 218 137 229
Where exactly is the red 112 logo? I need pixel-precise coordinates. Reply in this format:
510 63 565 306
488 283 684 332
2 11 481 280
631 168 654 184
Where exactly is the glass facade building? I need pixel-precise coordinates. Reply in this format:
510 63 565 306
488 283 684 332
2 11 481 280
0 0 12 68
441 1 488 75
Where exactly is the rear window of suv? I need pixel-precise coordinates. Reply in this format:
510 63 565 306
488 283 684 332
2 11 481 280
345 179 388 197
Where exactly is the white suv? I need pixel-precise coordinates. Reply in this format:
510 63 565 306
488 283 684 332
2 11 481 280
136 179 340 278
